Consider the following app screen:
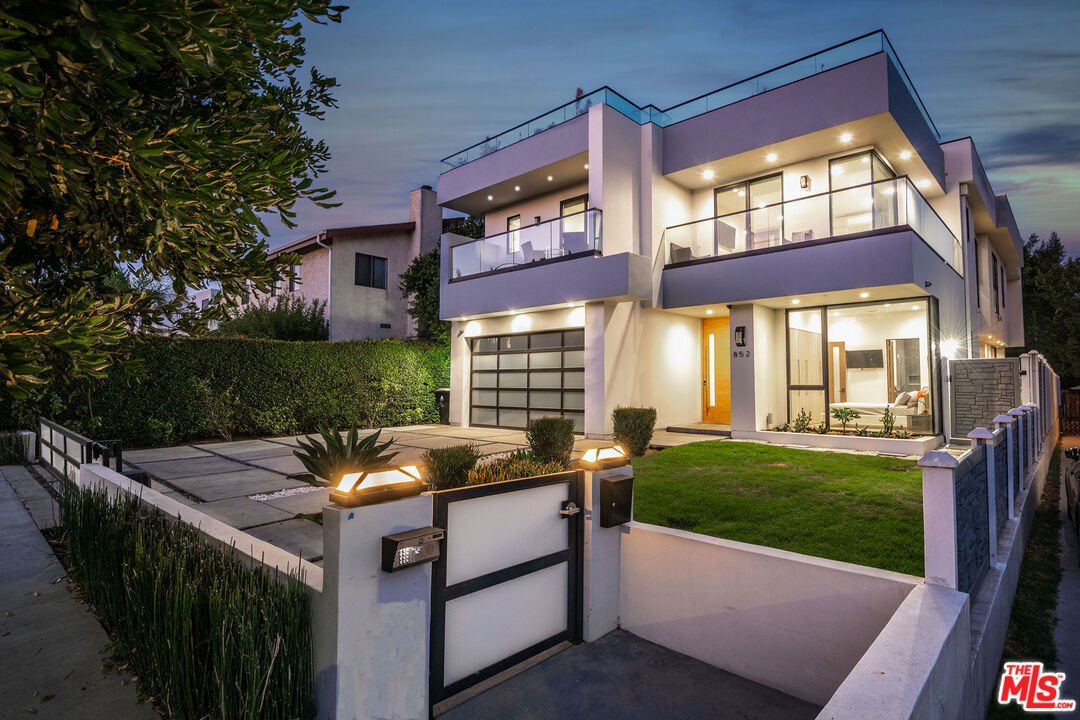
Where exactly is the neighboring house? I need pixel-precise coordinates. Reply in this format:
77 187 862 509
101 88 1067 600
436 31 1024 441
194 186 441 340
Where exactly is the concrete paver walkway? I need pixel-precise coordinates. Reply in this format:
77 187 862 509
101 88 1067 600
440 629 820 720
0 466 159 719
1056 437 1080 716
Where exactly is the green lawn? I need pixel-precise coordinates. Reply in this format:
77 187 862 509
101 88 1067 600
631 440 924 576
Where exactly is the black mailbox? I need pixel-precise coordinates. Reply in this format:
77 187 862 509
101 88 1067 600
599 476 633 528
382 526 445 573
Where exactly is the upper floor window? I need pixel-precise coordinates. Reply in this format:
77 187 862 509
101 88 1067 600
507 215 521 253
560 195 589 253
714 173 783 251
271 280 280 297
992 253 1001 316
289 264 300 292
355 252 387 289
829 150 896 236
1000 264 1006 310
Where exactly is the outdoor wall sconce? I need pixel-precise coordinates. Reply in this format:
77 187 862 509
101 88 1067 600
330 465 424 507
800 175 811 190
580 445 629 471
734 325 746 347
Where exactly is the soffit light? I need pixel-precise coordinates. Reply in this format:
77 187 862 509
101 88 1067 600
581 445 629 471
487 195 493 201
899 150 912 160
859 292 869 298
703 169 715 180
791 298 801 305
514 185 520 192
766 152 778 163
706 309 713 315
917 179 931 189
547 175 554 181
840 132 853 143
331 465 424 508
584 163 590 170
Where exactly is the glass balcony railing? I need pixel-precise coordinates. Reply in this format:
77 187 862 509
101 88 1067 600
449 208 602 280
662 177 962 275
440 31 939 172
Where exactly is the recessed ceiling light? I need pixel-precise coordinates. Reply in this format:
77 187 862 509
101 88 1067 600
584 163 589 170
546 175 553 181
487 195 493 201
918 179 931 189
791 298 801 305
840 132 853 143
859 292 869 298
706 309 713 315
703 169 715 180
899 150 912 160
514 185 520 192
766 152 777 163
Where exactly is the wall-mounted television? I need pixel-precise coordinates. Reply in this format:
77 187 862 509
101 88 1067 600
846 349 884 369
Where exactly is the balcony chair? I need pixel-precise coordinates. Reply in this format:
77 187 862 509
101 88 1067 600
561 232 588 255
790 229 814 244
520 241 547 263
670 243 695 263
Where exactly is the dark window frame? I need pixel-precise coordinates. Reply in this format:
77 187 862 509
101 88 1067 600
355 252 388 289
992 252 1000 316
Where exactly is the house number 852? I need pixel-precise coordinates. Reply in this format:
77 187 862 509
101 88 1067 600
732 350 751 358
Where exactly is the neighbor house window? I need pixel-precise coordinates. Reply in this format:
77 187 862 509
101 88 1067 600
271 280 280 297
289 264 300 292
355 252 387 289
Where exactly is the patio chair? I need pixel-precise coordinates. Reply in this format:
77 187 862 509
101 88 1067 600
520 241 547 263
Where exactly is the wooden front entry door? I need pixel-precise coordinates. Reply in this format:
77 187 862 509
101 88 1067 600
702 318 731 424
828 341 847 404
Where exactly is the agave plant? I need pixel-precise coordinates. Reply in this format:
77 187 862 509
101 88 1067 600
293 428 398 486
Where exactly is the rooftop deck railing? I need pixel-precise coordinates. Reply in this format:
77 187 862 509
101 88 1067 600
662 176 962 275
440 31 939 172
449 208 601 281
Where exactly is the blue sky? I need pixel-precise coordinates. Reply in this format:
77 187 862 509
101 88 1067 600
268 0 1080 255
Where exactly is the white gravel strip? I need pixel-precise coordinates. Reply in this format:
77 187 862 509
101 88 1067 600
249 485 324 502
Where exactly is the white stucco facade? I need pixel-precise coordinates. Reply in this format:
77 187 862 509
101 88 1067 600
437 38 1025 441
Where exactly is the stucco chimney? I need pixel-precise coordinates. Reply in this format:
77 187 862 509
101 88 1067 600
410 185 441 255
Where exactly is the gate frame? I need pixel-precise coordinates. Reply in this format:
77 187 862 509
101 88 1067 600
428 470 585 710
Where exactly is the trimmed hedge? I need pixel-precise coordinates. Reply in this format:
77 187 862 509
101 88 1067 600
1 336 450 448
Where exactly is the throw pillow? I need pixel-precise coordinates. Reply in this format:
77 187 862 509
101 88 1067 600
894 391 911 406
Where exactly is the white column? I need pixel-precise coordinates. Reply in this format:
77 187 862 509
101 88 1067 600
582 466 630 641
994 415 1017 520
919 451 960 590
968 427 997 562
318 495 433 720
584 302 607 438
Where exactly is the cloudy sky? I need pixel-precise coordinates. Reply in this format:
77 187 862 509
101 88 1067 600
268 0 1080 255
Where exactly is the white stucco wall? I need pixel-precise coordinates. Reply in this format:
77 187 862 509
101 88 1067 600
620 522 918 706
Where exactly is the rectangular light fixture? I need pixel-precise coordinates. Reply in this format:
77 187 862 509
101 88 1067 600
330 465 425 507
580 445 629 471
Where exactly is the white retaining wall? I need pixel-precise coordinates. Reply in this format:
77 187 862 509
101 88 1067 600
619 522 920 706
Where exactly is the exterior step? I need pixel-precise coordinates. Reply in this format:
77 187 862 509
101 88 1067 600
665 425 732 437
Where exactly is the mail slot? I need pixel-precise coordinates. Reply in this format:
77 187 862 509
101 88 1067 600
599 476 633 528
382 526 445 573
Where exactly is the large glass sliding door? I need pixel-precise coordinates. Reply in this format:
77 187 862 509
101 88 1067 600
829 150 896 236
786 308 826 426
714 173 783 253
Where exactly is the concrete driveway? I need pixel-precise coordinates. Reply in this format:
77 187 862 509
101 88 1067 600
122 424 716 564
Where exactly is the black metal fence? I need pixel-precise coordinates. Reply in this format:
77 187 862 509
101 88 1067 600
37 417 123 479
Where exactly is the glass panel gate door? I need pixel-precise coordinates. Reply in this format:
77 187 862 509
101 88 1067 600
429 471 584 711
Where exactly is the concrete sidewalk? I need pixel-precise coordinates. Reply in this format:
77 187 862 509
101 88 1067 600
0 467 159 719
1056 438 1080 716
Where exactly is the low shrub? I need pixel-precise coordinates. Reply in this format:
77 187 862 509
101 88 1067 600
422 443 482 491
0 336 450 448
525 416 575 467
0 432 26 464
468 452 566 486
59 484 313 719
612 406 657 456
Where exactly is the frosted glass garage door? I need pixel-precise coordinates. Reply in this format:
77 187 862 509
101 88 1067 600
469 330 584 431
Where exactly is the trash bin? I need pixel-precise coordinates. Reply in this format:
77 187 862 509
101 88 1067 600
434 388 451 425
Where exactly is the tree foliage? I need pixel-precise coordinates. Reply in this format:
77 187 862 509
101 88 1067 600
1021 232 1080 386
399 248 449 344
0 0 346 398
444 215 485 239
217 294 329 341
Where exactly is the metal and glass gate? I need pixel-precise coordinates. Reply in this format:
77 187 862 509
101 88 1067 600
429 470 584 710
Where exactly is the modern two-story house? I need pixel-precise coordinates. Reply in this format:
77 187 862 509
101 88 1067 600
437 31 1024 443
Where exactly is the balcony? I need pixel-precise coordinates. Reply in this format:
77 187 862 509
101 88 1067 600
449 208 602 281
662 176 961 275
440 31 938 173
